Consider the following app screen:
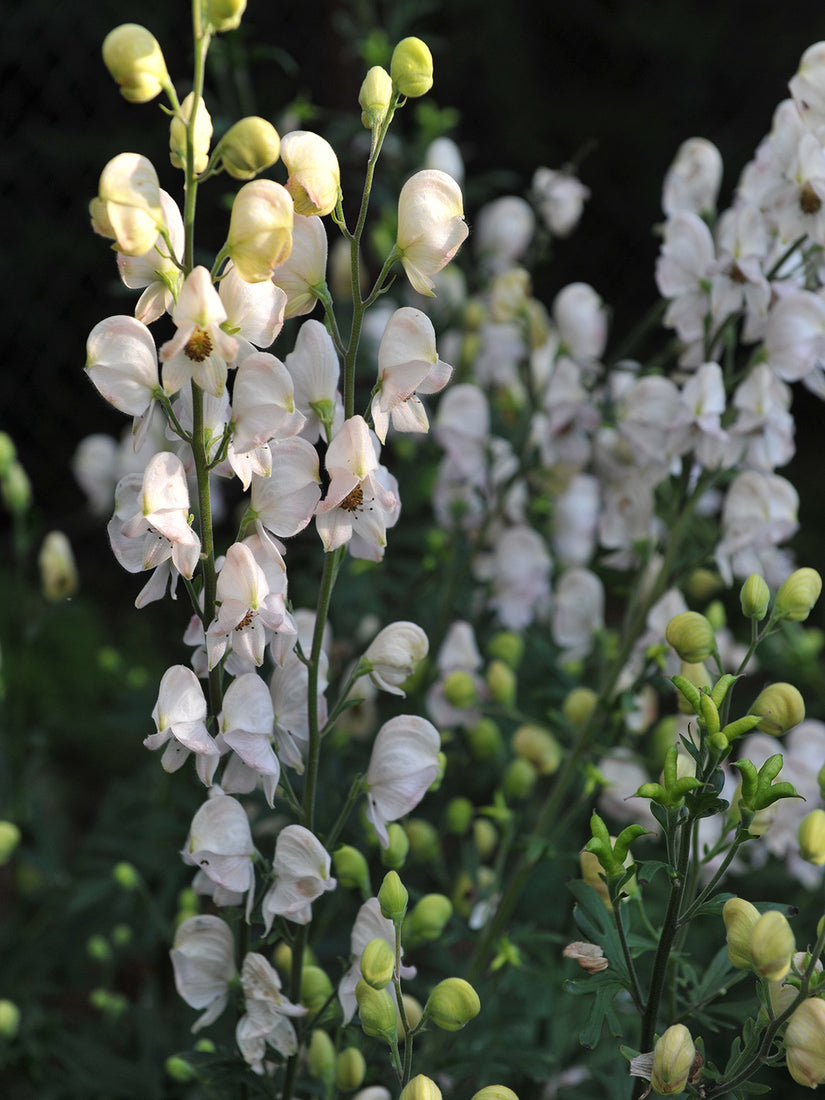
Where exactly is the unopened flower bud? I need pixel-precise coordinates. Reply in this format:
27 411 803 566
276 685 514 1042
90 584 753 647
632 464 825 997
378 870 408 922
301 965 334 1016
405 818 441 863
0 822 21 865
165 1055 196 1082
390 38 434 98
0 433 16 477
651 1024 695 1095
307 1028 336 1083
226 179 293 282
335 1047 367 1091
281 131 341 217
92 152 163 256
0 1000 21 1040
169 93 212 175
399 1076 442 1100
751 682 805 736
38 531 78 601
580 847 611 910
775 568 823 622
206 0 247 33
750 910 795 982
360 938 395 989
405 894 452 945
364 621 429 697
474 819 498 859
502 757 537 801
102 24 170 104
359 66 394 130
356 979 397 1042
87 934 112 962
562 686 597 729
442 670 476 708
740 573 770 621
723 897 760 969
423 977 481 1031
486 659 517 706
799 809 825 865
674 661 712 714
112 861 139 890
466 718 502 759
445 796 474 835
665 611 716 663
786 997 825 1088
215 116 280 180
512 724 561 775
334 845 371 894
380 823 410 870
471 1089 519 1100
2 462 31 515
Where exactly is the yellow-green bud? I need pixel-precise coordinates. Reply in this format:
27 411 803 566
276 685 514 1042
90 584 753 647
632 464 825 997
301 966 334 1016
723 897 760 969
360 938 395 989
445 796 474 834
686 567 723 601
307 1029 335 1083
775 568 823 622
335 1047 367 1092
38 531 78 601
0 432 16 477
0 1000 20 1040
471 1089 519 1100
165 1055 196 1082
273 942 293 977
819 764 825 801
399 1076 442 1100
380 823 410 870
580 848 611 910
474 818 498 859
102 24 170 104
785 997 825 1088
359 66 394 130
665 611 716 663
2 462 31 515
486 659 517 706
651 1024 695 1095
169 93 212 174
404 819 441 863
423 977 481 1031
398 993 423 1040
442 670 477 708
466 718 503 760
206 0 247 33
86 934 111 962
675 661 712 714
390 38 434 98
512 724 561 775
378 870 408 922
740 573 770 621
751 682 805 736
502 757 537 801
0 822 21 865
355 979 397 1042
334 845 371 894
562 686 598 729
111 924 132 947
405 894 452 945
750 910 795 982
215 117 281 180
799 809 825 865
487 631 525 669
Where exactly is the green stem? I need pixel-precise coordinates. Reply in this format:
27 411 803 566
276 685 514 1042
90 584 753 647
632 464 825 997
613 898 645 1013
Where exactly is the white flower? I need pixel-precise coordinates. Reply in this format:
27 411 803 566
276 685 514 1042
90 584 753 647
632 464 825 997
261 824 336 931
181 794 256 914
170 915 236 1032
371 307 452 444
661 137 723 217
396 170 469 296
117 189 184 324
338 898 416 1024
363 621 429 696
144 664 219 783
475 195 535 271
532 167 590 237
160 266 239 396
85 315 159 418
365 716 441 847
217 673 280 806
236 953 306 1074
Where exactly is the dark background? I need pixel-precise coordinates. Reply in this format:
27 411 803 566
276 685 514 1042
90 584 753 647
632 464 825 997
4 0 825 569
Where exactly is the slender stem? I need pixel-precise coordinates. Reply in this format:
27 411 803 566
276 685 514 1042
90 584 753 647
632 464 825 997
613 900 645 1013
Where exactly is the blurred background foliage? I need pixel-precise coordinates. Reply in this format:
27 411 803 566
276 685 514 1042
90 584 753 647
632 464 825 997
4 0 825 1096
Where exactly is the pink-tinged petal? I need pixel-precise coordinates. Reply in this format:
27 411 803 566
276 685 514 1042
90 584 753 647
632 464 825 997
315 507 354 552
378 306 438 370
220 264 287 348
324 415 378 478
174 266 228 330
271 214 329 318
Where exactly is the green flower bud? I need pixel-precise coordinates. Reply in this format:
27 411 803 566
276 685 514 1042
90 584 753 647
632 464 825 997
465 718 503 760
665 611 716 664
750 910 795 982
400 1076 442 1100
355 979 397 1042
740 573 770 620
334 845 371 894
487 631 524 669
442 670 477 708
111 924 132 947
307 1029 335 1083
0 432 16 477
786 997 825 1088
165 1055 197 1083
102 24 170 104
335 1046 367 1092
423 977 481 1031
2 462 31 515
512 724 561 775
405 894 452 945
380 823 410 870
651 1024 695 1095
799 809 825 865
390 38 434 98
473 818 498 859
471 1089 519 1100
502 757 537 801
359 65 394 130
562 686 598 729
819 763 825 801
215 117 281 180
404 819 441 863
38 531 78 601
0 1000 21 1040
723 897 760 969
301 966 334 1016
445 796 474 835
361 938 395 989
86 934 111 962
751 682 805 736
486 659 517 706
0 822 21 865
170 93 212 174
378 870 408 922
206 0 247 32
775 568 823 622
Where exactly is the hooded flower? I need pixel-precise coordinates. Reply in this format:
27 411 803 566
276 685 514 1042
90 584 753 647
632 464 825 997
396 170 469 296
170 914 236 1032
365 715 441 847
144 664 219 783
160 266 239 396
261 824 336 931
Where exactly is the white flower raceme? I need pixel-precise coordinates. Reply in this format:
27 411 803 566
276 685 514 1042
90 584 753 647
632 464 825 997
338 898 417 1023
261 824 336 931
160 266 239 397
181 794 256 915
90 152 164 256
236 952 307 1074
170 914 236 1032
365 715 441 847
217 672 280 806
363 621 429 696
117 189 184 324
270 213 328 319
371 307 453 444
144 664 219 783
396 169 469 296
